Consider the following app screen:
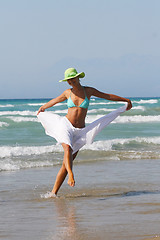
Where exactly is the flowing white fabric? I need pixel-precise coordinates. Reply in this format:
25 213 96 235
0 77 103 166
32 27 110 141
37 104 127 154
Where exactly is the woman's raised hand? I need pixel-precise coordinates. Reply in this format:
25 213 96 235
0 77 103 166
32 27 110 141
37 106 45 115
126 100 132 111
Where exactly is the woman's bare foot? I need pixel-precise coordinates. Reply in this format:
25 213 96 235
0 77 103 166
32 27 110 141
68 174 75 187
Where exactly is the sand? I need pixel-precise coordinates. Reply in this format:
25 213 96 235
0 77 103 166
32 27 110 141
1 159 160 240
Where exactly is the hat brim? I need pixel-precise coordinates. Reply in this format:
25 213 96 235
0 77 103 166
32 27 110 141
59 72 85 82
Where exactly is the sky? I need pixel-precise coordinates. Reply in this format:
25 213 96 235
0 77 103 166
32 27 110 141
0 0 160 99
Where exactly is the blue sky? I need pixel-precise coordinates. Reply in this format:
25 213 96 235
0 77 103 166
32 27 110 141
0 0 160 99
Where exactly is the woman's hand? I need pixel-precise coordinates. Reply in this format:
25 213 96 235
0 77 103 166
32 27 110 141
126 99 132 111
37 106 45 115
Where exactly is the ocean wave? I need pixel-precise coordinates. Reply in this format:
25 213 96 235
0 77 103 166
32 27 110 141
88 108 116 113
88 106 145 113
84 137 160 150
0 111 36 116
0 158 60 171
0 137 160 159
27 103 48 106
0 144 62 158
28 102 66 107
0 104 14 108
2 112 160 124
0 122 9 127
114 115 160 123
86 114 160 124
0 110 68 117
1 137 160 171
132 106 145 111
54 109 68 114
85 115 104 123
1 148 160 171
90 101 124 106
90 99 158 106
6 116 38 122
132 99 158 104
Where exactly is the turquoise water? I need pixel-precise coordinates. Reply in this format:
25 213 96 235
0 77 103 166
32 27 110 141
0 97 160 171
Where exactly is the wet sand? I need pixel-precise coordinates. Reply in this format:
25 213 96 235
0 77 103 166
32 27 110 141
0 159 160 240
143 237 160 240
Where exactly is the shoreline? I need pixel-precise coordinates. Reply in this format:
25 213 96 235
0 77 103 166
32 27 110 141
1 160 160 240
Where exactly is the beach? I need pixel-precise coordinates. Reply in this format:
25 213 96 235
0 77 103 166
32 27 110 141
1 159 160 240
0 97 160 239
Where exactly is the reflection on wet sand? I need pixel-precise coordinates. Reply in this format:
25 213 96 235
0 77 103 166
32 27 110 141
50 198 98 240
143 237 160 240
45 188 160 240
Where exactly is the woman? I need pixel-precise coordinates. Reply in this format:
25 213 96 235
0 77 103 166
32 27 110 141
37 68 132 197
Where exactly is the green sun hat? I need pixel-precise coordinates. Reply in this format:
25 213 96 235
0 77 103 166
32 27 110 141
59 68 85 82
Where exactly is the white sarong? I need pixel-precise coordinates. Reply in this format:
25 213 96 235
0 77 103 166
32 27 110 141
37 104 127 154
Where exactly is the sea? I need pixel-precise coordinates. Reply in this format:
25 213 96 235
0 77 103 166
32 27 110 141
0 97 160 240
0 97 160 170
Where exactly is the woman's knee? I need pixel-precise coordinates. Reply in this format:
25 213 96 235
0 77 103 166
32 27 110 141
61 162 67 172
62 143 72 153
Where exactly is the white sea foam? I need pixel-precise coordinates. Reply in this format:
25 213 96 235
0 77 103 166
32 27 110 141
1 137 160 159
90 102 108 106
3 111 160 124
114 115 160 123
132 106 145 111
85 115 104 123
0 158 60 171
40 192 57 198
1 149 159 171
0 111 36 116
7 116 38 122
91 99 158 106
0 104 14 108
82 136 160 151
89 106 144 112
0 144 63 158
0 160 20 171
86 114 160 124
88 108 116 113
90 101 124 106
0 122 9 127
1 137 160 171
54 109 68 114
133 99 158 104
28 103 47 106
28 102 66 107
0 110 68 117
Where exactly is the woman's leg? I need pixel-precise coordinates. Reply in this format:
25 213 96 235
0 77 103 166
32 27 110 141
62 143 75 187
52 147 79 195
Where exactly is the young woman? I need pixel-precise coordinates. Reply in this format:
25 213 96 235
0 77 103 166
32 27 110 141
37 68 132 197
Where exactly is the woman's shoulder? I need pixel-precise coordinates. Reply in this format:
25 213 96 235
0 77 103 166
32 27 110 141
84 86 97 96
65 88 72 92
64 88 72 98
82 86 92 99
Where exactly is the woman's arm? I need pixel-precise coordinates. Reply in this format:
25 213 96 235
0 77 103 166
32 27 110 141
37 90 68 115
90 87 132 111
